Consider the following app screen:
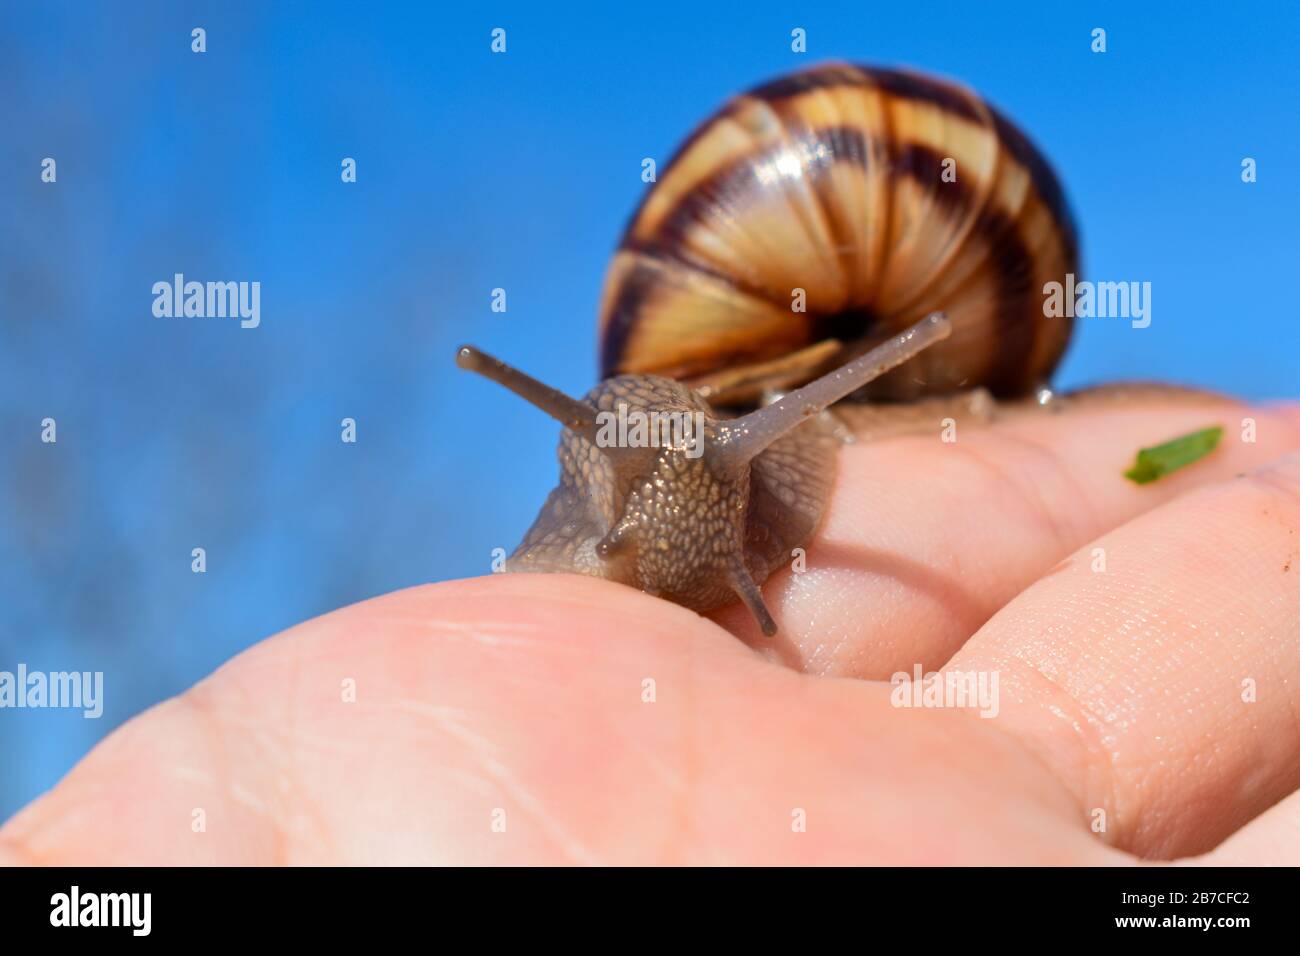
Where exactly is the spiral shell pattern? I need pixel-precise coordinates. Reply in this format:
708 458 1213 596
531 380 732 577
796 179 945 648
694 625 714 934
597 63 1079 402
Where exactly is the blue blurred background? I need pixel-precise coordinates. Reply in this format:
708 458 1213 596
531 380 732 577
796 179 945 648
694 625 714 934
2 1 1297 819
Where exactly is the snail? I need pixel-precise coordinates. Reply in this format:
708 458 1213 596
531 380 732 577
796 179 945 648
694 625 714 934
457 62 1079 636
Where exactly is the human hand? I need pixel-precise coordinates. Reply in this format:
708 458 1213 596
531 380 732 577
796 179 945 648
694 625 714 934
4 392 1299 865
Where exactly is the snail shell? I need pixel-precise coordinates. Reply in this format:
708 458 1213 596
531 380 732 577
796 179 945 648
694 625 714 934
598 62 1079 405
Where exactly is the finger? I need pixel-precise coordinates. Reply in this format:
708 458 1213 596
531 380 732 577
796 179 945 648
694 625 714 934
948 450 1300 859
1 576 747 864
0 575 1102 865
713 397 1300 679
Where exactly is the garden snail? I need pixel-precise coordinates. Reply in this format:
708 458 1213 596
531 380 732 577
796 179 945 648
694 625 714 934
458 62 1079 636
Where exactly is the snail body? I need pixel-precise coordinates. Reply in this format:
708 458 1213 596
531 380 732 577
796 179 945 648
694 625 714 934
458 63 1079 635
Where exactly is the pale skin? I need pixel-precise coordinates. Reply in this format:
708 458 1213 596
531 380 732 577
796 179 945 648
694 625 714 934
2 393 1299 865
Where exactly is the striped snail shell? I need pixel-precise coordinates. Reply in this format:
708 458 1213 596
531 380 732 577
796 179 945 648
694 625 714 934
598 62 1079 406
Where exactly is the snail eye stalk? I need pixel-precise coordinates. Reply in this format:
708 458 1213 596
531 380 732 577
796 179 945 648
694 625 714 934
455 345 603 446
709 312 953 473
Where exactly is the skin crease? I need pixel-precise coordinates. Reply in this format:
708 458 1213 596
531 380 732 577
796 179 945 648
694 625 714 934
2 397 1299 865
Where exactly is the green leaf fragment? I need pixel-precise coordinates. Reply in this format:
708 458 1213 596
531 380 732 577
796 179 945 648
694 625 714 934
1124 425 1224 485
